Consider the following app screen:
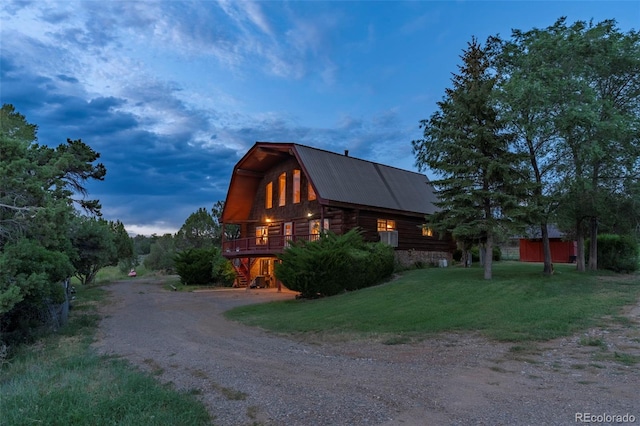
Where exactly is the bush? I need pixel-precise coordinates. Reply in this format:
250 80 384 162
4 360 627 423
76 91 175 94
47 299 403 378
174 247 235 286
275 229 395 298
0 239 74 345
452 249 463 262
212 255 236 287
468 246 501 263
587 234 638 273
493 246 502 262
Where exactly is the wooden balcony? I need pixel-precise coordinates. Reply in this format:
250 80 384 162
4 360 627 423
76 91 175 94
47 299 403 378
222 234 318 258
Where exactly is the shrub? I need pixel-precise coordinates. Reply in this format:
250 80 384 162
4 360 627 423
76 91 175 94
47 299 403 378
587 234 638 273
275 229 395 298
0 239 73 344
212 255 236 287
174 247 236 286
493 246 502 262
468 246 501 263
452 249 463 262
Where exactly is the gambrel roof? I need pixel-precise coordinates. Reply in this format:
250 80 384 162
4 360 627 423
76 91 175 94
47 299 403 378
222 142 439 223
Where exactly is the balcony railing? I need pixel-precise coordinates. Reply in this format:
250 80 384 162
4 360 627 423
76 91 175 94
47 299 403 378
222 234 319 256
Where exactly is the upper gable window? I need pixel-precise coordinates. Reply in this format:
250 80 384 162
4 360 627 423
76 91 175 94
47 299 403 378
265 182 273 209
308 182 316 201
293 170 301 204
377 219 396 231
279 172 286 206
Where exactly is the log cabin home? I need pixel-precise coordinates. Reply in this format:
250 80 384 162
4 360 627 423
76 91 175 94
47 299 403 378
221 142 455 288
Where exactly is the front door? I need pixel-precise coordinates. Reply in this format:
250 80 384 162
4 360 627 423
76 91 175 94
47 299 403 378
260 259 272 287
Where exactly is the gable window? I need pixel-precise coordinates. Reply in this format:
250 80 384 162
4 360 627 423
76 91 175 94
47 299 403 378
265 182 273 209
309 219 330 241
308 182 316 201
279 172 286 206
293 170 301 204
422 227 434 237
377 219 396 231
256 226 268 245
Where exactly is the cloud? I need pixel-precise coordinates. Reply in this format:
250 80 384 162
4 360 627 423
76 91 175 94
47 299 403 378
0 0 424 236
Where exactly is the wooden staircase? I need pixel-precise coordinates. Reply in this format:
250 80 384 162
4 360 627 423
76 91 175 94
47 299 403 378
232 259 251 288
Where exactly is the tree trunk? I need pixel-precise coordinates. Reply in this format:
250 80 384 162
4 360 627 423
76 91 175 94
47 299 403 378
484 234 493 280
540 222 553 275
588 216 598 271
575 219 586 272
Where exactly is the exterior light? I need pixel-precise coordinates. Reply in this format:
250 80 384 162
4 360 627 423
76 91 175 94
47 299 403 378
266 218 272 223
307 212 313 217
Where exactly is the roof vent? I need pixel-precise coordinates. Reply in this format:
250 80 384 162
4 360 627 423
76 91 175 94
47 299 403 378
344 149 349 156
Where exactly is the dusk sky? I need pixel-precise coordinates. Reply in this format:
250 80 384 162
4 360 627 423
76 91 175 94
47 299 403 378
2 1 638 236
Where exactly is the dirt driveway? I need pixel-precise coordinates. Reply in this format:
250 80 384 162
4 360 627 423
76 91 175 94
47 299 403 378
92 277 640 425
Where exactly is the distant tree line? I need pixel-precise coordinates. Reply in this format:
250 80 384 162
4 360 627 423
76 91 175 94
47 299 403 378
137 201 237 286
412 18 640 279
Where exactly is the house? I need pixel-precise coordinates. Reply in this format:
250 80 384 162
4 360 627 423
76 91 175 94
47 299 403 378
519 225 577 263
220 142 455 288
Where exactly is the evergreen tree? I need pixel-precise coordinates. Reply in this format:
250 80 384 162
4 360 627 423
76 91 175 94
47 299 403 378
69 217 117 285
175 207 218 249
412 38 529 279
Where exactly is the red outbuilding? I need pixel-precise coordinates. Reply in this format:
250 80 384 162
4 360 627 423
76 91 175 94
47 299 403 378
519 225 576 263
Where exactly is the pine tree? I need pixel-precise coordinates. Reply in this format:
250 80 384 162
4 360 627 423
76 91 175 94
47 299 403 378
412 38 529 279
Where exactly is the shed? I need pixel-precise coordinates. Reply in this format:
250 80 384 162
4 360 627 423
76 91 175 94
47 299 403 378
519 225 576 263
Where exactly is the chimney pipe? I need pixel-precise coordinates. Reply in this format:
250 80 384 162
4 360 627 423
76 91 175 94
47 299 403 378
344 149 349 156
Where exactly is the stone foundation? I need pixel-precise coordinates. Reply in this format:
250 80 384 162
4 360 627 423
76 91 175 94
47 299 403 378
394 249 452 268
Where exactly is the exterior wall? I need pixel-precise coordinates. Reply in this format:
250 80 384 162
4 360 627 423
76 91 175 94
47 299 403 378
249 257 277 287
246 156 322 241
356 210 456 253
519 239 577 263
395 249 452 268
250 157 318 223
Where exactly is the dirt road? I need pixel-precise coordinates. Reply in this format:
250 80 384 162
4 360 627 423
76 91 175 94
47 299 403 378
92 277 640 425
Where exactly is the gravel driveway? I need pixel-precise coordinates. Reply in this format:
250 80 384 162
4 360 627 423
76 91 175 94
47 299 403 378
92 277 640 425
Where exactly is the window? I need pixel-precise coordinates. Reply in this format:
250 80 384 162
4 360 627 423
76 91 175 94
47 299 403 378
265 182 273 209
284 222 293 247
422 227 434 237
309 219 330 241
379 219 398 247
377 219 396 231
256 226 268 245
279 173 286 206
293 170 301 203
260 259 270 276
308 182 316 201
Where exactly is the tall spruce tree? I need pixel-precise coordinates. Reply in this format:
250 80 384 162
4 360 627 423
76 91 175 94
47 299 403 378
412 38 529 279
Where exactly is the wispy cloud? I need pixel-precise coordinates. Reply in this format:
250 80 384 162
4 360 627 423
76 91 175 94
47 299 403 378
3 0 634 234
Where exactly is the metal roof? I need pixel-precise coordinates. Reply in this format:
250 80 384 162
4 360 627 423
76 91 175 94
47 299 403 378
293 144 438 215
222 142 439 222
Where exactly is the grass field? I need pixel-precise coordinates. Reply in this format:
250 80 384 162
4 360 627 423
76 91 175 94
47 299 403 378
2 261 638 424
225 262 640 342
0 283 211 426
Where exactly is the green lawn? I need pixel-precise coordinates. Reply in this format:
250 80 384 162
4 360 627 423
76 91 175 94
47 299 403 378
225 262 640 341
0 284 211 426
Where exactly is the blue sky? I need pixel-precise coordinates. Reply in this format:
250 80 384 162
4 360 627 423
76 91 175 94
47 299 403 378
2 1 638 235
